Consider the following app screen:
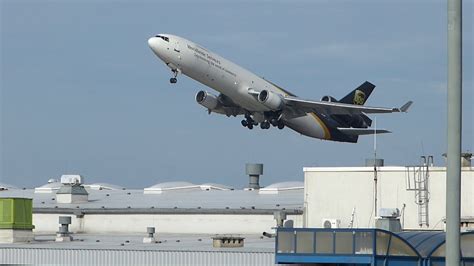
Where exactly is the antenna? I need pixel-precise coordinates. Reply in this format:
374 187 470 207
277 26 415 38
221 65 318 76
373 117 378 218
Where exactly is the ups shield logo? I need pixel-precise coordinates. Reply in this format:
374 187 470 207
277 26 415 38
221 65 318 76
353 90 366 105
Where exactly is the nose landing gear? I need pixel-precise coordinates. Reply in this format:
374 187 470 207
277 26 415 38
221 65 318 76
169 69 179 84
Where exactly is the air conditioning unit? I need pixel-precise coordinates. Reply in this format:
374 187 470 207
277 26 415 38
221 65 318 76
60 175 83 185
322 218 341 229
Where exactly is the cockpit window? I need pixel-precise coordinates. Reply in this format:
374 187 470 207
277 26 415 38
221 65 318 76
155 35 169 42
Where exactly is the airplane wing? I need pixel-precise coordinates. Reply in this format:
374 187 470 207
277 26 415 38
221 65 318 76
338 128 391 136
284 96 413 115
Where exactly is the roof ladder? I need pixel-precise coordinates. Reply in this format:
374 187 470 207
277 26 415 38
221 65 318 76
405 156 432 228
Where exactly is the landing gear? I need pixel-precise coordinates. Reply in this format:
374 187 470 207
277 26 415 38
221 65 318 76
270 118 279 127
260 121 270 129
242 116 257 130
169 69 179 84
241 113 284 130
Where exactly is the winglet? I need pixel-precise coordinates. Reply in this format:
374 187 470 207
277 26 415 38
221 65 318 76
400 101 413 112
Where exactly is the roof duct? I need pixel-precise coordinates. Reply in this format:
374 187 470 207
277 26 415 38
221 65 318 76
245 163 263 189
143 227 157 243
56 216 73 242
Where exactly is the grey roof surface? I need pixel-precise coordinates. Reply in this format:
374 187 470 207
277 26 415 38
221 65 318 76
0 187 303 213
0 233 275 252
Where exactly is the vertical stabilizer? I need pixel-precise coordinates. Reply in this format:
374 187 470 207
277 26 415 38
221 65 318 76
339 81 375 105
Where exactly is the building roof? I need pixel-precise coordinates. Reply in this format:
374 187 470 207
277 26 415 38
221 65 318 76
398 231 474 258
0 233 276 265
303 166 474 172
34 182 62 193
0 182 18 190
0 185 303 214
259 181 303 194
0 233 274 252
85 183 124 191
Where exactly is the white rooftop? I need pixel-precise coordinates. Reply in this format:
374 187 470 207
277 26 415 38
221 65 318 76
1 185 303 212
259 181 304 194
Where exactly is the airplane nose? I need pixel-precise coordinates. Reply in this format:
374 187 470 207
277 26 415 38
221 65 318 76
148 37 160 51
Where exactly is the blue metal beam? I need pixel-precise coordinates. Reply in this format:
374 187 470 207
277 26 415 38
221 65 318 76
275 254 372 264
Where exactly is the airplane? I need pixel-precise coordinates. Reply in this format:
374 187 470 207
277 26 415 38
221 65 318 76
147 34 412 143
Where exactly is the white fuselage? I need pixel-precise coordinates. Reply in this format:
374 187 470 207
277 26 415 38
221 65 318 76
148 34 331 140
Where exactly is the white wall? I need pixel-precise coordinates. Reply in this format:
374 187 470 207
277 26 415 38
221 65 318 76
33 213 303 234
303 166 473 230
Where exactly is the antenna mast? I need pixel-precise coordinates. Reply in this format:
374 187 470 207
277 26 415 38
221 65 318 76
374 118 378 218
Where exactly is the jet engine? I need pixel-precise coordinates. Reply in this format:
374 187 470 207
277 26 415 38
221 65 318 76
257 90 284 110
321 95 338 102
196 90 220 110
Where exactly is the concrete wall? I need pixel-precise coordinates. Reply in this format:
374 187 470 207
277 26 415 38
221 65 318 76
303 166 473 230
33 213 303 234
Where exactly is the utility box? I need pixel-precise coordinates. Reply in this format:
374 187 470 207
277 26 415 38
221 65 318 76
0 198 34 243
0 198 34 230
212 235 245 248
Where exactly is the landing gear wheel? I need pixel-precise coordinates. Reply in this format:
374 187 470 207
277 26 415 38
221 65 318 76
170 77 177 84
261 121 270 129
248 124 253 130
241 120 248 127
277 123 285 129
270 118 278 127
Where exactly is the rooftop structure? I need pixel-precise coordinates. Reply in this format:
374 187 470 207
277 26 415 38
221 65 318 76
304 164 474 231
275 228 474 265
0 233 276 265
0 180 304 234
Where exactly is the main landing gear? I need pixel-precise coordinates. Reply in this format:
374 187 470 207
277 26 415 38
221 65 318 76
241 115 258 130
170 69 178 84
241 115 285 130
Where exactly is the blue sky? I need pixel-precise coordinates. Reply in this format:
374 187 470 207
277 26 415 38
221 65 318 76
1 0 472 188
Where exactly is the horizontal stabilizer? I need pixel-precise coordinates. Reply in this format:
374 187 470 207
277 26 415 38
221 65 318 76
338 128 391 136
399 101 413 112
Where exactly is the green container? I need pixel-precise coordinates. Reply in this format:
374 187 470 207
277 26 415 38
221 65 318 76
0 198 35 230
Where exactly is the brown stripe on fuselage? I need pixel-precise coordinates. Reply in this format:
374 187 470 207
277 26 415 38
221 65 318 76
309 113 331 140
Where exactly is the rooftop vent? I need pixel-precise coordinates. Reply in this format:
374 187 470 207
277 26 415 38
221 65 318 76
60 175 83 185
212 235 244 248
56 216 73 242
442 152 472 167
246 163 263 189
56 175 88 204
143 227 157 243
376 208 402 232
274 211 287 227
